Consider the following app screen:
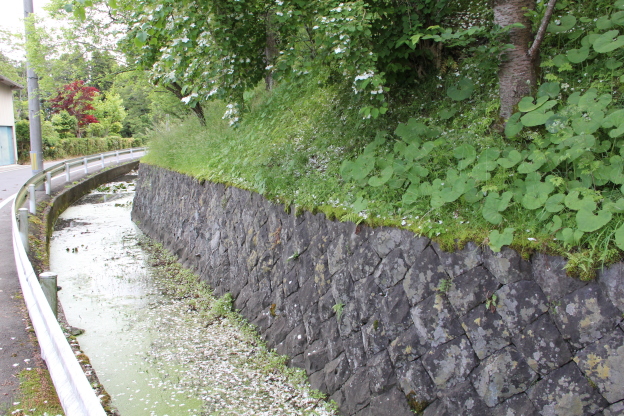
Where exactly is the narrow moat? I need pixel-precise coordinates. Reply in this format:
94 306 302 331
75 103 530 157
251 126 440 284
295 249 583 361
48 177 337 416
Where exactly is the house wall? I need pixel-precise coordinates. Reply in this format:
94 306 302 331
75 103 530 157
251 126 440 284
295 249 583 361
0 83 18 165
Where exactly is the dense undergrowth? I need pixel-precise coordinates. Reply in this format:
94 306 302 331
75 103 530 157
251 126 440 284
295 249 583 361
143 1 624 279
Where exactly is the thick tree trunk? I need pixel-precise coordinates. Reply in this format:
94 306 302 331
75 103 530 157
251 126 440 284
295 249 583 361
494 0 536 121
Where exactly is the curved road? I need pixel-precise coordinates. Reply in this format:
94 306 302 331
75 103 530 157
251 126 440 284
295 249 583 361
0 154 143 414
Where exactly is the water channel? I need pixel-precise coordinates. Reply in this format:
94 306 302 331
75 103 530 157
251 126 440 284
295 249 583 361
49 176 336 416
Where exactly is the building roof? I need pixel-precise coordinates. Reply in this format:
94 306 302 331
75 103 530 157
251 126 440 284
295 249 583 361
0 75 24 90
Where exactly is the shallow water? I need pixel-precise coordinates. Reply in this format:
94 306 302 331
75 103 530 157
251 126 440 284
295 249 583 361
49 182 337 416
49 185 205 415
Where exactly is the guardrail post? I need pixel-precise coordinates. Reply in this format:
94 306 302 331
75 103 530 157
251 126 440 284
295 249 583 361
29 184 36 214
39 272 58 319
65 162 70 182
115 150 119 163
83 157 88 174
130 148 133 156
18 208 29 253
45 172 52 195
101 154 105 168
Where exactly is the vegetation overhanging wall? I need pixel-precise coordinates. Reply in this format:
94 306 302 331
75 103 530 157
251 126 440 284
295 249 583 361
132 163 624 416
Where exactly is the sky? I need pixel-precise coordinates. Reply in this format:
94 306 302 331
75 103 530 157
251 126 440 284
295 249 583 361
0 0 52 60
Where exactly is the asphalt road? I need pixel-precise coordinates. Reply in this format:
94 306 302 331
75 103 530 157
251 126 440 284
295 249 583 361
0 154 144 414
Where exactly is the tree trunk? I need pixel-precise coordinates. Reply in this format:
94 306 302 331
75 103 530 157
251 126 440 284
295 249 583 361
164 82 206 126
494 0 536 121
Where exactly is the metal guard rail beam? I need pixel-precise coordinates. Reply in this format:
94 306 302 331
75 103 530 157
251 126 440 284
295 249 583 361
11 147 145 415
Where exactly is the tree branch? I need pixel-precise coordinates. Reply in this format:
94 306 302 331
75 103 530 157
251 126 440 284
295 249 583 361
528 0 557 60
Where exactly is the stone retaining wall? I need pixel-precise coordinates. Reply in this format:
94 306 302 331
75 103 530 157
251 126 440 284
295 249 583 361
132 164 624 416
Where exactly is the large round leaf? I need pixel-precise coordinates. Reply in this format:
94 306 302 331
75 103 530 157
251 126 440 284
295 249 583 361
576 209 612 232
548 15 577 33
368 166 394 187
521 111 555 127
565 190 597 211
545 193 566 212
488 228 515 253
537 82 561 99
498 150 523 169
447 78 475 101
614 223 624 250
505 113 523 138
593 30 624 53
567 46 590 63
454 144 476 160
518 96 549 112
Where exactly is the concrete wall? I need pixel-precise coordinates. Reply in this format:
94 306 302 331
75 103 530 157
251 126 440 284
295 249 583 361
132 163 624 416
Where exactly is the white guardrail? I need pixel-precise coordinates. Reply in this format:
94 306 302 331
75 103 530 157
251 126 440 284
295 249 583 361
11 147 146 416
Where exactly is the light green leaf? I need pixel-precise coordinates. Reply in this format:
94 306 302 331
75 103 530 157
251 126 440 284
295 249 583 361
498 150 523 169
566 46 590 63
596 15 613 30
453 144 476 160
545 193 565 212
546 215 562 233
517 160 546 174
402 183 421 205
447 78 475 101
593 30 624 53
614 223 624 250
521 111 555 127
518 96 549 112
548 15 577 33
505 113 523 138
440 108 457 119
557 228 584 246
368 166 394 187
565 190 597 211
395 119 428 143
576 209 612 232
537 82 561 98
614 11 624 25
488 228 515 253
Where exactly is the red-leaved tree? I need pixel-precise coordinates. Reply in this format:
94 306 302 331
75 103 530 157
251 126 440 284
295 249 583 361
50 80 100 137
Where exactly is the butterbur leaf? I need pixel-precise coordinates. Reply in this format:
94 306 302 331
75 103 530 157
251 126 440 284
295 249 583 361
498 150 523 168
548 15 576 33
447 78 475 101
606 58 624 70
545 114 568 133
352 196 368 212
463 187 482 203
614 223 624 250
518 96 549 112
578 89 611 111
567 46 590 63
454 144 476 160
612 11 624 26
596 16 613 30
537 82 561 98
545 193 566 212
604 198 624 212
482 192 513 224
488 228 515 253
521 111 555 127
395 119 429 143
546 215 562 233
593 30 624 53
572 110 605 134
517 160 546 174
402 184 421 205
565 190 597 211
440 108 457 119
617 0 624 9
558 228 584 247
368 166 394 187
505 113 523 138
576 209 612 232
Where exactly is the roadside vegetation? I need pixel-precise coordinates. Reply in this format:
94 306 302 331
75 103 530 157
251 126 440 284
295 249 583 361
140 0 624 278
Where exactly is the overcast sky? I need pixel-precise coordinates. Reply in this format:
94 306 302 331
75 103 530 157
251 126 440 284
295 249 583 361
1 0 50 34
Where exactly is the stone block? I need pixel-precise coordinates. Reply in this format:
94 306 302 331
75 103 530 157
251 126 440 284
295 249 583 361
331 269 354 305
338 301 360 338
354 276 384 325
471 346 538 407
362 314 389 355
318 290 336 322
602 401 624 416
527 362 608 416
432 241 483 278
387 324 429 366
371 227 403 257
275 324 307 358
347 243 381 282
368 351 397 394
305 339 329 375
575 328 624 403
598 263 624 314
532 252 587 301
373 248 408 290
343 367 372 414
447 265 501 316
324 353 352 395
402 246 448 306
410 294 464 348
264 316 290 348
379 283 412 340
496 280 548 336
344 331 367 371
422 335 478 390
303 307 323 345
551 283 621 349
483 246 533 285
422 381 492 416
328 233 348 276
396 359 436 406
399 233 429 267
490 393 539 416
368 386 414 416
460 305 511 360
321 319 344 362
513 312 572 376
309 369 327 394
